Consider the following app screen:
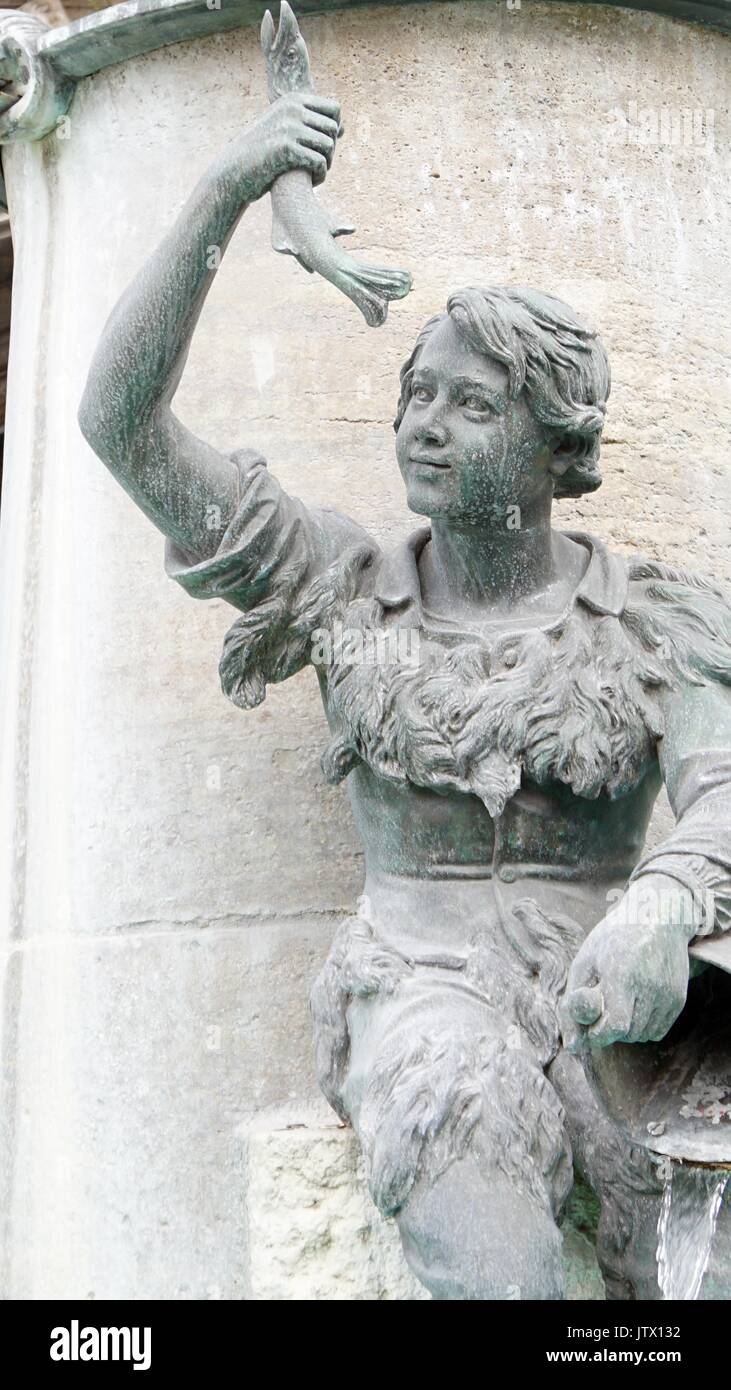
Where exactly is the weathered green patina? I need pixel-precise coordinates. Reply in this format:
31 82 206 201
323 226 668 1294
28 0 731 87
1 0 729 143
73 3 731 1299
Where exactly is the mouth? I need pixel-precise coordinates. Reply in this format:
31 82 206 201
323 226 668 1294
409 454 451 470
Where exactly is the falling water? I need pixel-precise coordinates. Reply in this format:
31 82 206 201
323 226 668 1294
657 1163 730 1300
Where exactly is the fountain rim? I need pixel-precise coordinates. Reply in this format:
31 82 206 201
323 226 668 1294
36 0 731 82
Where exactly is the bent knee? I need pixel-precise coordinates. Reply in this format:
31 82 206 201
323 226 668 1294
396 1152 565 1300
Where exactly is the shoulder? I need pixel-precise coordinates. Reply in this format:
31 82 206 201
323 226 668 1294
622 553 731 687
252 448 378 553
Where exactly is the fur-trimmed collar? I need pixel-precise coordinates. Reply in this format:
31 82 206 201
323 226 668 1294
219 530 731 818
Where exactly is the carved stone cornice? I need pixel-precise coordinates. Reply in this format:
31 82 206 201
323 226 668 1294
0 0 729 146
0 11 73 143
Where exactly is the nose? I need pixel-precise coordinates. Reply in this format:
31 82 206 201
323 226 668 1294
413 400 448 447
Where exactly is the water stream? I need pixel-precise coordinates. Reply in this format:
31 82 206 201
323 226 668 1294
657 1163 730 1300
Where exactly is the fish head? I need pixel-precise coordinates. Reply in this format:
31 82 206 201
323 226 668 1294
261 2 313 101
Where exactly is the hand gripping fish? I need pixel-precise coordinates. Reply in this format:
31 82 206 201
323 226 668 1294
260 2 412 326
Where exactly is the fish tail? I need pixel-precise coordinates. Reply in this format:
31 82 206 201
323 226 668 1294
331 260 413 327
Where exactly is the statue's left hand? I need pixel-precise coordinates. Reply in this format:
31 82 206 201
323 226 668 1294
561 874 699 1049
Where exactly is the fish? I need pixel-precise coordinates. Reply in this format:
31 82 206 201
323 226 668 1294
260 1 412 326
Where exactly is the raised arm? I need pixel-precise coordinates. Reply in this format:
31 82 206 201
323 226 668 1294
78 91 341 560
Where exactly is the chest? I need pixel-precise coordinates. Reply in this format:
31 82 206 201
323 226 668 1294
345 760 661 881
318 594 662 818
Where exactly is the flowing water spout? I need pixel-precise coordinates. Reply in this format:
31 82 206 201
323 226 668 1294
583 961 731 1297
657 1162 730 1300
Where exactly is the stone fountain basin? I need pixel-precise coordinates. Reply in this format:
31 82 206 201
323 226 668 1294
585 957 731 1167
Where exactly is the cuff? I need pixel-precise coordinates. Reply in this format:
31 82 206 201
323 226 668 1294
629 856 716 936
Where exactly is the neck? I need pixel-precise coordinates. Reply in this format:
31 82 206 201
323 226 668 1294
427 496 558 611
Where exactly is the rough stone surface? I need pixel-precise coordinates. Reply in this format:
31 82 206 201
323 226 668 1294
243 1103 605 1300
244 1102 430 1300
1 3 729 1297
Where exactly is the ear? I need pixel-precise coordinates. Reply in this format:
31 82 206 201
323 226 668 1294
548 433 589 480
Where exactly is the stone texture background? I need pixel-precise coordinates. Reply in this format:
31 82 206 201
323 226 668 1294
243 1101 604 1299
0 2 729 1297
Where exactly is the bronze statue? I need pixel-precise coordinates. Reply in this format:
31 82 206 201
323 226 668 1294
79 5 731 1300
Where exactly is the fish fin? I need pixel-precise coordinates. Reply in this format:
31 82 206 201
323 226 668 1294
271 208 314 270
332 261 413 326
324 203 355 239
306 187 353 238
271 206 295 254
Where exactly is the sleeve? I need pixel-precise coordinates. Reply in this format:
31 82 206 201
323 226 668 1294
165 448 378 709
628 680 731 936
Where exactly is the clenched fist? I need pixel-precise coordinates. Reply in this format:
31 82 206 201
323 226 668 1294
223 92 342 203
562 873 704 1049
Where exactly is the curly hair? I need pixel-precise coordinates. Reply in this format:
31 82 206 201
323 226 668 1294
394 287 611 499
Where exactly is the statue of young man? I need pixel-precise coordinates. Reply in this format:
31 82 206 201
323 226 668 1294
79 85 731 1300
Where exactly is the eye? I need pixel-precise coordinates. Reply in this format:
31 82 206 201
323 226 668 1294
412 384 433 404
461 393 493 414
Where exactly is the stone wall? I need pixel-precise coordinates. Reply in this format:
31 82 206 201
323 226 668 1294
0 2 729 1297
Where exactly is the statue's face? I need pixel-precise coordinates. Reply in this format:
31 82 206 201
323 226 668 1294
395 316 554 524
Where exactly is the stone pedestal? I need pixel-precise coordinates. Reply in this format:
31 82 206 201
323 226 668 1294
0 0 729 1298
242 1101 605 1299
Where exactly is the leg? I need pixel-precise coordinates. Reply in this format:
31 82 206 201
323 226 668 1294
549 1049 664 1299
397 1150 565 1300
311 915 573 1300
357 1027 572 1300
